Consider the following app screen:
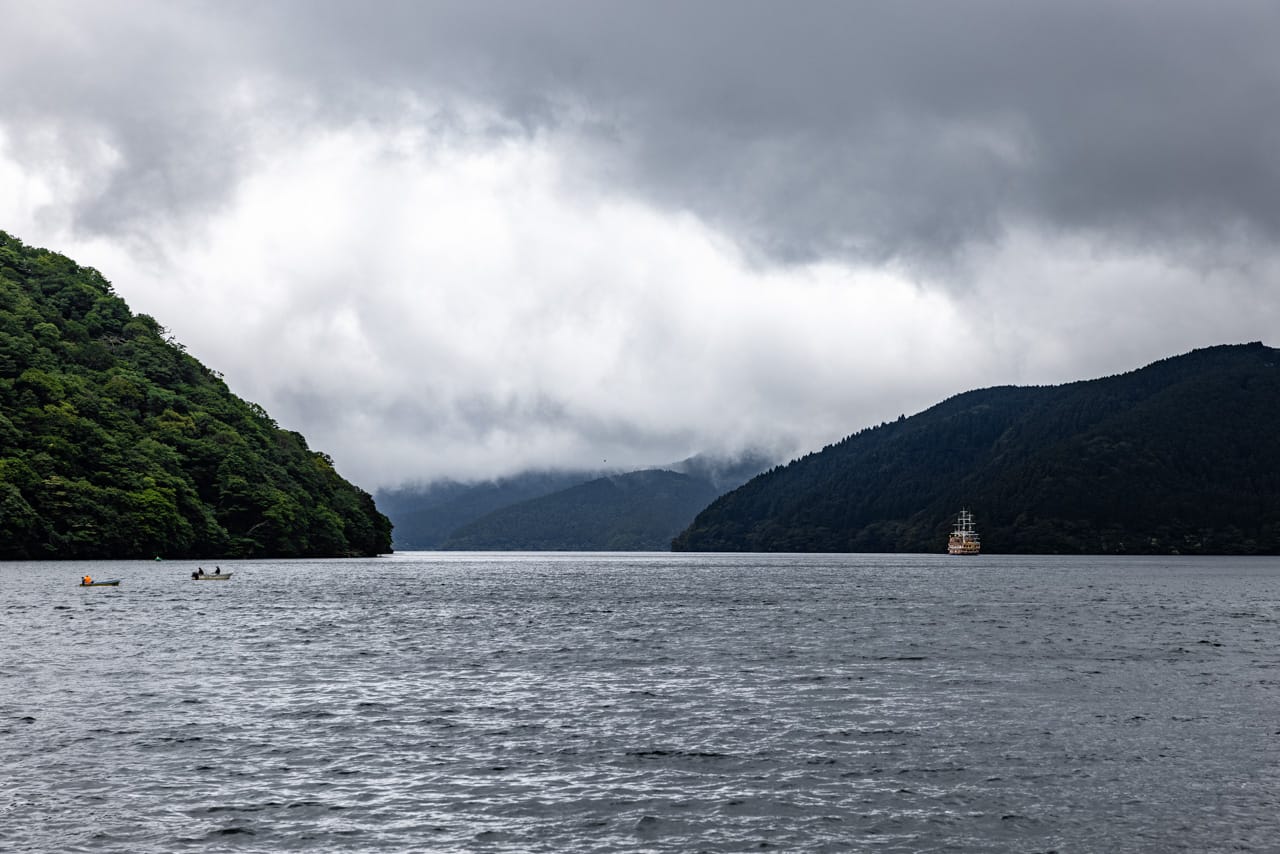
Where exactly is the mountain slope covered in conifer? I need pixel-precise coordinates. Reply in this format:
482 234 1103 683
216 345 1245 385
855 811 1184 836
0 231 391 558
672 343 1280 554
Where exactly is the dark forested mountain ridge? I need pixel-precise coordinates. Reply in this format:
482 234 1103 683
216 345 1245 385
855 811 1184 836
378 451 772 550
0 231 392 558
672 343 1280 554
377 469 604 549
442 469 720 551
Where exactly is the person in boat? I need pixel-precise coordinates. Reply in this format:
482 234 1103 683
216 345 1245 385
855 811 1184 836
191 570 199 580
214 566 222 576
82 575 91 585
198 567 205 576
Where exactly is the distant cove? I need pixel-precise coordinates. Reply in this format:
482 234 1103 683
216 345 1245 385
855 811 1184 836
5 231 1277 560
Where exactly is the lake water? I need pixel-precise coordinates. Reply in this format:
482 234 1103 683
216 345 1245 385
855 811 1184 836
3 552 1279 852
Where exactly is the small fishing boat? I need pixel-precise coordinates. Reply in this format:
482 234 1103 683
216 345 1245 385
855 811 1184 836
191 571 232 581
79 579 120 587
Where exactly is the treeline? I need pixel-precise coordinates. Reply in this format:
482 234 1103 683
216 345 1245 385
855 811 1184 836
0 231 391 559
673 343 1280 554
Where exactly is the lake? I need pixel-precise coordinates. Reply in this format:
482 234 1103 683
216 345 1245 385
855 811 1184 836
3 552 1278 852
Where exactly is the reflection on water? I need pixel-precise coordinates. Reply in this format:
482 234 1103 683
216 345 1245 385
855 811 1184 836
3 553 1279 852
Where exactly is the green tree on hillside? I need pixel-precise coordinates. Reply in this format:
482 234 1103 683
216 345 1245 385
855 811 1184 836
0 230 391 559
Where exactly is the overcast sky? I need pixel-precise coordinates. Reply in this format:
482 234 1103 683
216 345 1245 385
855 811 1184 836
3 1 1278 489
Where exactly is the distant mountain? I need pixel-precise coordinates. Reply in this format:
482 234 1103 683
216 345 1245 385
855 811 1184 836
377 469 603 549
673 343 1280 555
441 469 720 550
0 230 391 558
666 451 776 493
381 451 773 551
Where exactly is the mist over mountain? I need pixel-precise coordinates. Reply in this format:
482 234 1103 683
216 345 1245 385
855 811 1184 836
674 344 1280 555
665 453 776 494
7 4 1280 491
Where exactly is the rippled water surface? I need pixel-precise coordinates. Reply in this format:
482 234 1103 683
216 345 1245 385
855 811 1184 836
4 553 1280 852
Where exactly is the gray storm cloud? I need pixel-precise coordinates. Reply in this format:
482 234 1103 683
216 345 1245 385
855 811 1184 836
8 1 1280 260
219 1 1280 262
2 1 1279 487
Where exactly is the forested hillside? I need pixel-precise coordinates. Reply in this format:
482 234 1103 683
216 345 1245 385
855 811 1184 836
0 231 391 558
673 343 1280 554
